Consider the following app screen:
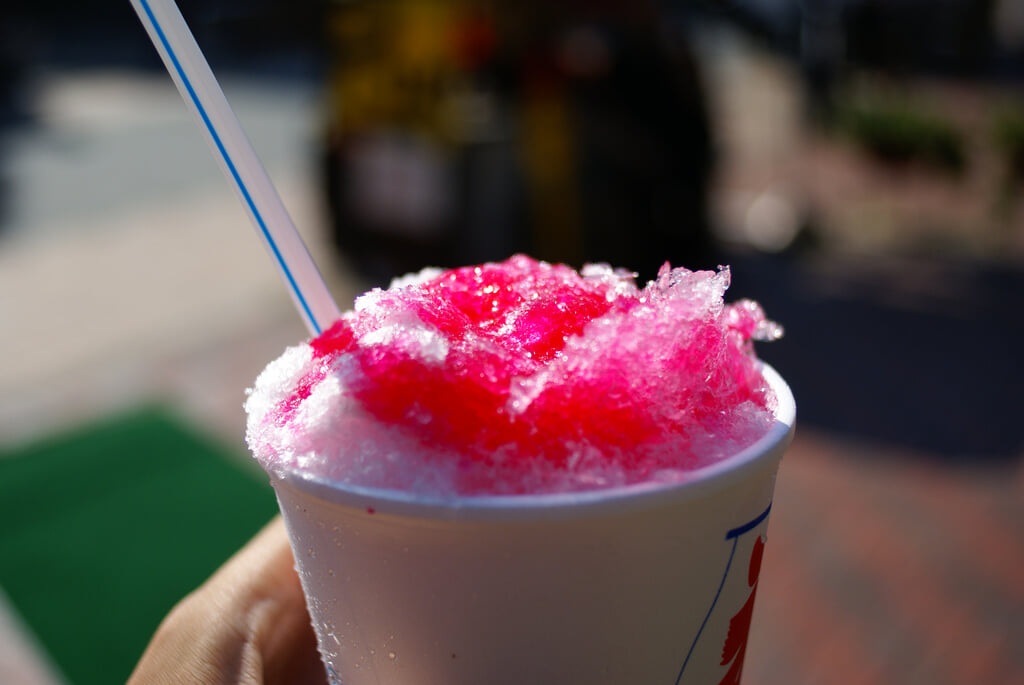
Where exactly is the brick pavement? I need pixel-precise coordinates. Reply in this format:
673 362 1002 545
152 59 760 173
746 430 1024 685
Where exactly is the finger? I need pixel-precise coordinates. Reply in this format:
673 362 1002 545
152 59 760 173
220 518 325 685
128 517 326 685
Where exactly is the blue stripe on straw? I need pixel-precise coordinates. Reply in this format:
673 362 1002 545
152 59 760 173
137 0 323 335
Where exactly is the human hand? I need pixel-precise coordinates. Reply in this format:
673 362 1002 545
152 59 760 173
128 517 326 685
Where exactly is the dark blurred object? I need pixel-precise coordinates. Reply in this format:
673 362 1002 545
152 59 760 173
992 102 1024 214
833 95 967 175
729 252 1024 460
696 0 1019 127
3 0 326 67
844 0 997 77
706 0 1006 76
557 3 716 282
321 0 716 285
322 0 524 284
993 103 1024 181
0 0 36 130
0 23 29 128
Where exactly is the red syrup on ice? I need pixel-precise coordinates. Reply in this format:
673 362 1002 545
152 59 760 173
248 255 781 495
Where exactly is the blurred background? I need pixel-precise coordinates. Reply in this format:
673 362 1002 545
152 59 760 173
1 0 1022 683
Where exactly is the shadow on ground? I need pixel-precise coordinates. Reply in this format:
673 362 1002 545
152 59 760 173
726 250 1024 461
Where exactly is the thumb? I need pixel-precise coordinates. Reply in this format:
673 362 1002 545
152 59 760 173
128 517 326 685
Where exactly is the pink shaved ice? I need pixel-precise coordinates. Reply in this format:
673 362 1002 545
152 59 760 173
245 255 782 496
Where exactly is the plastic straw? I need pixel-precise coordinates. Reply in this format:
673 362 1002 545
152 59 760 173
129 0 340 336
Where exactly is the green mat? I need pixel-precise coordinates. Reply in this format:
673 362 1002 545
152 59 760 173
0 407 279 685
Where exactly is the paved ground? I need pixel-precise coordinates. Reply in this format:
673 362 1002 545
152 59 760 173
1 38 1022 684
748 432 1024 685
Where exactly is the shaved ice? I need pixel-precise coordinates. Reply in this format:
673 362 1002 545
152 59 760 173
245 255 781 496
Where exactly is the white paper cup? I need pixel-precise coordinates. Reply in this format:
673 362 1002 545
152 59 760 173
268 364 794 685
